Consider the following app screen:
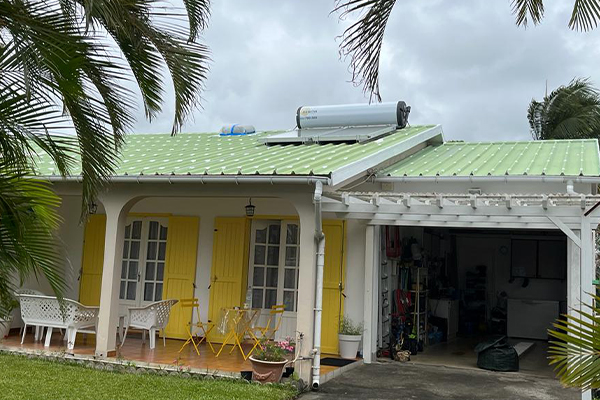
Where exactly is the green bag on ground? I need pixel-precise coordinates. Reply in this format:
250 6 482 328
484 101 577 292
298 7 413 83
474 336 519 372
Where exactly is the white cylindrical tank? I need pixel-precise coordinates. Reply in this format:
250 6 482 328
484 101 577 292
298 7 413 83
219 124 256 136
296 101 410 129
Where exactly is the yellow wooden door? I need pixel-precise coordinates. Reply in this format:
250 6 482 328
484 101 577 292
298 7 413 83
162 216 200 339
79 215 107 306
321 220 346 355
208 217 250 342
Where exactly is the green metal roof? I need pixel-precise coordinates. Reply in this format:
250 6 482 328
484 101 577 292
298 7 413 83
34 125 440 184
381 139 600 178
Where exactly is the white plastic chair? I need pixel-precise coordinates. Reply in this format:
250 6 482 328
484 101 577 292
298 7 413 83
121 299 178 349
14 289 45 340
16 294 98 351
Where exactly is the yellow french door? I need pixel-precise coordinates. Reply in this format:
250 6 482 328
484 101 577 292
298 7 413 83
162 216 200 339
321 220 346 355
79 215 107 306
208 217 250 342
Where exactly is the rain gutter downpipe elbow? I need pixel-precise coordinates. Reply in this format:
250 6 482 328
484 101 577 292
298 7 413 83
312 180 325 390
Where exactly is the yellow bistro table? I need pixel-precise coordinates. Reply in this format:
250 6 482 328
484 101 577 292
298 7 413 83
215 307 260 360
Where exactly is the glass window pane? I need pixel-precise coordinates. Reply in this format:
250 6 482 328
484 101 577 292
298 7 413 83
253 267 264 286
149 221 158 240
121 261 127 279
158 242 166 260
283 291 295 312
122 241 130 259
144 283 154 301
145 262 155 281
160 225 168 241
265 289 277 309
125 224 131 239
285 247 297 266
155 283 163 301
157 263 164 281
119 281 126 299
286 224 299 245
284 269 296 289
128 261 138 280
252 289 263 308
126 282 137 300
146 241 157 260
266 267 278 287
132 221 142 239
130 241 140 259
254 245 266 265
255 228 267 244
267 246 279 266
268 224 280 244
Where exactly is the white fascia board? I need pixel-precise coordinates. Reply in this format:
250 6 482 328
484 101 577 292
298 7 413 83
329 125 444 186
375 175 600 184
42 175 331 185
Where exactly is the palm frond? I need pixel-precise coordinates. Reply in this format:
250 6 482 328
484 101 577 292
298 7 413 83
74 0 211 133
1 0 211 220
569 0 600 31
548 294 600 390
0 161 65 318
528 78 600 140
511 0 545 28
334 0 397 102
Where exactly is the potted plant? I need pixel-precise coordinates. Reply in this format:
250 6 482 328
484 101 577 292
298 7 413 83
0 297 18 340
249 338 295 383
338 315 363 359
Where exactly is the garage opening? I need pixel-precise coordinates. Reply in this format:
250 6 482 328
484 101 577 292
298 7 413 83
378 225 567 377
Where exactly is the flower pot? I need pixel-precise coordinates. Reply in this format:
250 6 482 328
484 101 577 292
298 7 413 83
249 356 288 383
338 334 361 359
0 317 12 340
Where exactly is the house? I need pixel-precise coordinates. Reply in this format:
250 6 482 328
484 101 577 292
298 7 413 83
10 102 600 397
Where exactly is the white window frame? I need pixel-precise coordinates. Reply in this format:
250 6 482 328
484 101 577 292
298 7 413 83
248 219 300 314
119 217 169 308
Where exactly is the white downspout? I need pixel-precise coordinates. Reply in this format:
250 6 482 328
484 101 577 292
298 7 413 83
311 180 325 390
567 179 578 194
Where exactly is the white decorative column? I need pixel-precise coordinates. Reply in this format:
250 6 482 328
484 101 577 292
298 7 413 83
294 204 317 384
580 217 594 400
95 194 137 357
362 225 378 363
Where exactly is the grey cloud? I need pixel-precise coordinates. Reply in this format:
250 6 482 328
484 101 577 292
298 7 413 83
132 0 600 142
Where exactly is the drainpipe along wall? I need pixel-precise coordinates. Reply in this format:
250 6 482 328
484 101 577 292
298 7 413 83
311 180 325 390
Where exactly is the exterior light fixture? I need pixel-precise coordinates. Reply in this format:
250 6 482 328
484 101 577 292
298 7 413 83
245 198 255 217
88 202 98 215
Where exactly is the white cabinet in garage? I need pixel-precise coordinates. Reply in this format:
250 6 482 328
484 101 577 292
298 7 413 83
507 298 559 340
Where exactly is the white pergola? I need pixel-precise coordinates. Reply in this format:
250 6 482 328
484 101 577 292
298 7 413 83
323 191 599 400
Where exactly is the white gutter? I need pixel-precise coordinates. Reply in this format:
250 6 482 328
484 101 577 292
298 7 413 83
311 180 325 390
42 175 331 185
375 176 600 184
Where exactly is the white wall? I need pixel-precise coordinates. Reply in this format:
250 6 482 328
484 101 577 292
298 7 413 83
15 195 85 326
129 197 298 326
343 220 367 327
455 234 567 311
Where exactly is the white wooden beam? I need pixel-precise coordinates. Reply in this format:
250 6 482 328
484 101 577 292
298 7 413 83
547 216 581 248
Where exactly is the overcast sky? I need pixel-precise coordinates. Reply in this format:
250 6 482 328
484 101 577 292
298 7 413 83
133 0 600 142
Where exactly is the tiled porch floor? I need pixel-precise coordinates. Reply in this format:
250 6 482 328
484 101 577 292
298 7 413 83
1 329 344 377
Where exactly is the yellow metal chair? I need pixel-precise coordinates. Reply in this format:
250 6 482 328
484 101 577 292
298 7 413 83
178 298 215 355
246 304 285 355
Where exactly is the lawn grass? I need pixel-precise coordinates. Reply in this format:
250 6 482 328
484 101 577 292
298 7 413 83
0 353 297 400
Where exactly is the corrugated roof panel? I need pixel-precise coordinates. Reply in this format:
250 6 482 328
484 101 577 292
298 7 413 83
33 126 438 179
382 139 600 177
